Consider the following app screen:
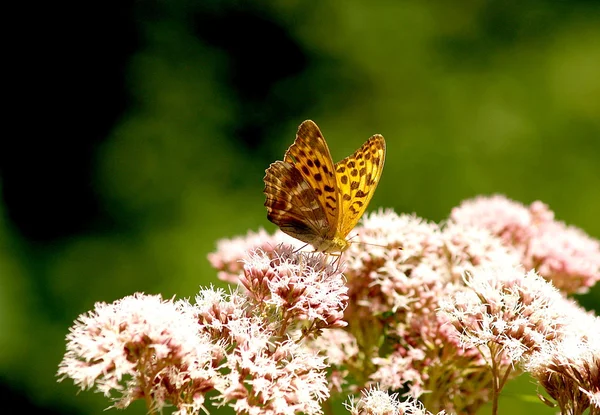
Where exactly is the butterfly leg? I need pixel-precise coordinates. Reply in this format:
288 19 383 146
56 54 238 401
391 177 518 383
329 253 344 272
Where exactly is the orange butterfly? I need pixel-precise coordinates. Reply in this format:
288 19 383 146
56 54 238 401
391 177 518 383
264 120 386 253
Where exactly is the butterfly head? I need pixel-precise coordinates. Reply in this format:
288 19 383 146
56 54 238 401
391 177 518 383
311 235 351 254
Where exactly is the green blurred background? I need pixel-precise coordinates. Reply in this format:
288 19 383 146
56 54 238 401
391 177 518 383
2 1 599 414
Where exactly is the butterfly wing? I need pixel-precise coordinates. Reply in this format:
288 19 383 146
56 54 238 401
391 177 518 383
264 160 331 244
334 134 386 237
282 120 340 237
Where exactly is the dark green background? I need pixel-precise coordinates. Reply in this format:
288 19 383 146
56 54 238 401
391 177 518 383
1 1 599 414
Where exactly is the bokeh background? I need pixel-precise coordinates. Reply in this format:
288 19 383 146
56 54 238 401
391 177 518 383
2 1 599 414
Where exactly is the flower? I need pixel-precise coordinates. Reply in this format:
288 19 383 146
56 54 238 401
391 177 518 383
449 195 536 247
439 264 600 415
333 210 521 413
344 385 445 415
208 229 302 283
223 336 329 415
194 286 331 415
525 312 600 414
529 219 600 294
203 203 598 414
58 286 333 415
240 245 349 332
57 293 224 414
451 195 600 294
345 386 402 415
439 265 570 364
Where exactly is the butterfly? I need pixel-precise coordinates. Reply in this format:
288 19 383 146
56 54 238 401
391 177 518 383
263 120 386 253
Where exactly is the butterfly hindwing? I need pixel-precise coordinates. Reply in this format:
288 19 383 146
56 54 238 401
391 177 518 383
334 134 386 237
264 160 330 244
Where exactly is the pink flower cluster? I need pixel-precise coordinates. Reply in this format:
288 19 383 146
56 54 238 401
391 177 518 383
206 196 599 414
439 265 600 414
526 328 600 414
451 195 600 293
339 210 521 413
240 245 348 332
60 194 600 415
57 293 223 414
59 246 346 415
207 229 302 284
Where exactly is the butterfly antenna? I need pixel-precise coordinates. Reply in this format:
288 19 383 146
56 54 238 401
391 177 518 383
293 243 310 254
330 253 344 272
347 233 389 248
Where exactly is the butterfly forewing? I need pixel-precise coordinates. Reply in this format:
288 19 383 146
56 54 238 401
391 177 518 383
334 134 386 237
283 120 340 236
